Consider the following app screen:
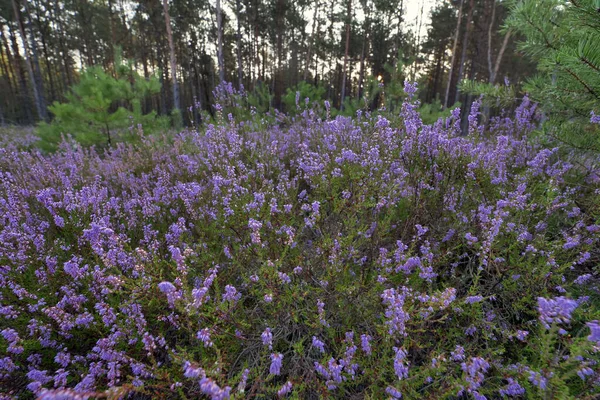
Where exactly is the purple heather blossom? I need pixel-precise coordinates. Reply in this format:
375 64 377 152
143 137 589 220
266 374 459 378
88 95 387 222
38 389 91 400
264 293 273 303
222 285 241 303
277 381 293 397
465 232 478 244
528 370 551 390
465 295 484 304
360 334 372 355
237 368 250 392
499 378 525 397
461 357 490 391
393 347 409 380
537 296 578 329
199 377 231 399
197 328 213 347
270 353 283 375
312 336 325 353
587 321 600 344
515 330 529 341
261 328 273 349
386 386 403 398
577 366 594 380
591 111 600 124
158 281 176 294
451 345 465 361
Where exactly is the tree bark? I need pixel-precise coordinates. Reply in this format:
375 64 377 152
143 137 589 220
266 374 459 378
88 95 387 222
12 0 47 121
235 0 243 89
304 0 320 81
216 0 225 82
340 0 352 109
357 14 369 101
8 24 33 123
491 29 512 84
162 0 180 111
444 0 463 109
454 0 475 105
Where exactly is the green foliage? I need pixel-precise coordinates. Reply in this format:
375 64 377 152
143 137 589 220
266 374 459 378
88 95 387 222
36 53 168 151
505 0 600 121
459 80 519 109
417 99 458 125
282 81 326 114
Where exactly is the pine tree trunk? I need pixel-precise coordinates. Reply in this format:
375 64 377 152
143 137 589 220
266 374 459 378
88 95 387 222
304 0 320 81
340 0 351 109
357 19 369 101
12 0 47 121
8 24 33 123
491 29 511 85
163 0 180 112
216 0 225 82
444 0 464 109
23 0 48 120
454 0 475 105
235 0 243 89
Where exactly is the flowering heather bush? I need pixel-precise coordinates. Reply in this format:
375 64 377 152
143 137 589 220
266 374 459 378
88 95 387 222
1 83 599 399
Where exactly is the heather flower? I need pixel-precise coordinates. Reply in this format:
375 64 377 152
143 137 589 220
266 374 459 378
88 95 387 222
270 353 283 375
393 347 409 380
465 295 484 304
451 345 465 361
528 370 551 390
277 381 292 397
199 377 231 399
261 328 273 349
360 334 372 355
515 330 529 341
591 111 600 124
237 368 250 392
577 366 594 380
587 321 600 344
312 336 325 353
264 293 273 303
537 296 578 329
197 328 213 347
499 378 525 397
278 272 291 284
465 232 478 244
386 386 402 398
222 285 241 303
381 288 410 336
38 388 92 400
461 357 490 391
158 281 176 294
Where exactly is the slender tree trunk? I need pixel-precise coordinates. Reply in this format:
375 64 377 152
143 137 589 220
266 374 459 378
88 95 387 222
0 29 17 99
487 0 496 83
326 0 335 100
216 0 224 82
235 0 243 89
454 0 475 105
491 29 511 84
108 0 116 65
53 0 71 90
162 0 180 112
304 0 320 81
8 25 33 123
12 0 47 121
411 0 424 82
444 0 464 109
23 0 48 120
357 18 369 101
340 0 352 109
